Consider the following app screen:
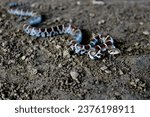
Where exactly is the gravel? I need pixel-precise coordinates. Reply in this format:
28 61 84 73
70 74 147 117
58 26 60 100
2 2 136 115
0 0 150 100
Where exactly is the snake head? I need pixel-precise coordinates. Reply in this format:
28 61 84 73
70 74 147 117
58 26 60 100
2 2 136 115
108 48 120 55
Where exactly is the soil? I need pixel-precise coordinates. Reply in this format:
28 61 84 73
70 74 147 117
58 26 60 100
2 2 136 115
0 0 150 100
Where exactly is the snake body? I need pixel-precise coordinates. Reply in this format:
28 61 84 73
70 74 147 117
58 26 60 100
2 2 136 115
7 2 120 59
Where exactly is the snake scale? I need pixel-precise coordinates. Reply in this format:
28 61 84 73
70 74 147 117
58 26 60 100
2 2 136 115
7 2 120 60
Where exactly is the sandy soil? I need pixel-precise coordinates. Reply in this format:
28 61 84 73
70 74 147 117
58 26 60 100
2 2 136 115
0 0 150 100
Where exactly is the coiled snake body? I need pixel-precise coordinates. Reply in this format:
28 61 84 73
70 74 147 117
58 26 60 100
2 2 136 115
7 2 120 59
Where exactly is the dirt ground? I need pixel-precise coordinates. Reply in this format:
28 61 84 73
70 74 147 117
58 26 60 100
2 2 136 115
0 0 150 100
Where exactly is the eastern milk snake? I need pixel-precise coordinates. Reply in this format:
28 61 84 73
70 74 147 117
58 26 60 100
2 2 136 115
7 2 120 59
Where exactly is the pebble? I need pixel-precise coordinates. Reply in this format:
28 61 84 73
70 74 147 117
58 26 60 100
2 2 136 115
32 68 38 75
118 69 124 75
2 14 6 18
100 66 108 71
72 62 76 66
58 63 62 68
70 71 80 83
100 66 111 74
134 42 139 46
105 70 111 74
92 0 105 5
31 3 40 8
89 13 95 18
98 20 105 25
139 22 144 25
8 60 15 64
54 17 61 22
114 92 120 96
77 1 81 5
143 30 149 35
135 78 140 83
21 56 26 60
55 45 61 49
63 50 70 58
126 47 132 52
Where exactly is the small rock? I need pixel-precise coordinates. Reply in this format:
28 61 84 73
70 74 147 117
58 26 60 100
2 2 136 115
63 50 70 58
2 14 6 18
58 63 62 68
105 70 111 74
98 20 105 25
59 6 66 10
55 45 61 49
114 92 120 96
112 67 117 71
126 47 132 52
72 62 76 66
21 56 26 60
130 81 136 87
100 66 108 71
70 71 80 83
118 69 124 75
77 1 81 5
92 0 105 5
139 82 146 88
32 68 38 75
100 66 111 74
135 78 140 84
102 59 106 63
54 17 61 22
134 42 139 46
69 19 73 23
139 22 144 25
8 60 15 64
143 30 149 35
89 13 95 18
31 3 40 8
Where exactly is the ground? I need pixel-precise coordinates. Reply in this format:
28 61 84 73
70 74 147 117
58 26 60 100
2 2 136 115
0 0 150 100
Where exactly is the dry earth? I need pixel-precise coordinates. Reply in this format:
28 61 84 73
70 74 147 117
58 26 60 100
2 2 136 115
0 0 150 99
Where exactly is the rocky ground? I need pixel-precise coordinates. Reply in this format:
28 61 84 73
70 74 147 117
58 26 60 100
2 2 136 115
0 0 150 100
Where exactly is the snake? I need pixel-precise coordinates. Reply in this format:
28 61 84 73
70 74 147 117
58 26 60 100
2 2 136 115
7 2 120 60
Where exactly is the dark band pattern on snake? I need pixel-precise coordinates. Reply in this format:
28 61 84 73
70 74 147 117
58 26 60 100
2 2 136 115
7 2 120 60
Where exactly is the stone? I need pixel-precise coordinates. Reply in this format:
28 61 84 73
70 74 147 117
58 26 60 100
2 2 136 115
119 69 124 75
70 71 80 83
100 66 108 71
77 1 81 5
98 20 105 25
143 30 149 35
126 47 132 52
105 70 111 74
21 56 26 60
63 50 70 58
89 13 95 18
92 0 105 5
